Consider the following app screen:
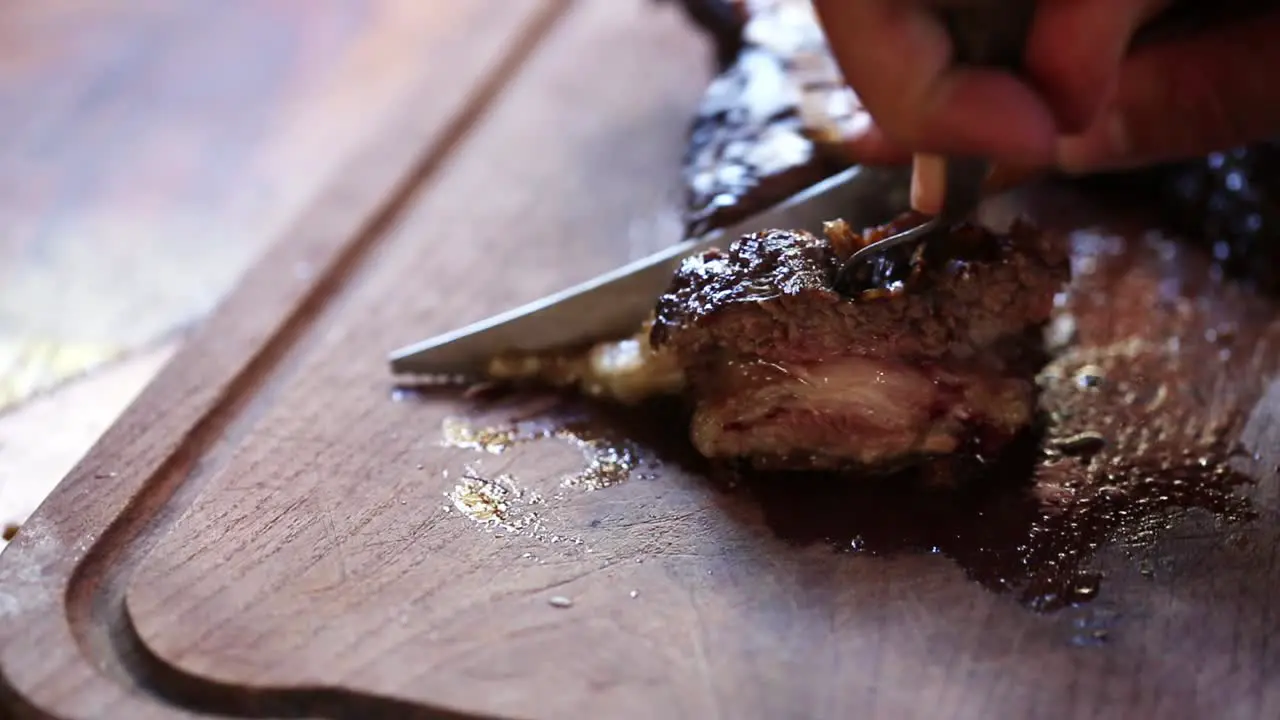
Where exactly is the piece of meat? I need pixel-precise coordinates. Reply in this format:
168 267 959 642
682 0 864 236
649 215 1069 472
486 214 1067 475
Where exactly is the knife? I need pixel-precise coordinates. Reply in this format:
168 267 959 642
388 163 912 377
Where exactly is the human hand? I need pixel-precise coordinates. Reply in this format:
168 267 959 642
813 0 1280 213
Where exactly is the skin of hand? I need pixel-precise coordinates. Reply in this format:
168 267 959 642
812 0 1280 213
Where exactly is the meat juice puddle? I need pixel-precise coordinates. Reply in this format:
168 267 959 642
737 435 1254 613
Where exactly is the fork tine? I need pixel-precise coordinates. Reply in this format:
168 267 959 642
833 156 990 295
833 217 940 295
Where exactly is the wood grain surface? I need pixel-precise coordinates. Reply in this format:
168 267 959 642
0 0 527 411
0 342 178 540
0 0 498 543
0 0 572 716
3 1 1280 719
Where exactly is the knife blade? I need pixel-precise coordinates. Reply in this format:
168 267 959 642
388 163 912 377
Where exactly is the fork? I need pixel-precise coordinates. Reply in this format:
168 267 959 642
834 156 990 291
833 0 1034 293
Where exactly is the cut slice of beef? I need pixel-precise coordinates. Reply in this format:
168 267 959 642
649 214 1069 472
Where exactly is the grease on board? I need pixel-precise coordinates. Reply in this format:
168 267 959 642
438 415 645 543
441 417 640 490
445 468 545 532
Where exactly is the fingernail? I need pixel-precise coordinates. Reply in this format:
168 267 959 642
1056 111 1130 175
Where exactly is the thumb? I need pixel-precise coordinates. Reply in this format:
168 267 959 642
1055 11 1280 174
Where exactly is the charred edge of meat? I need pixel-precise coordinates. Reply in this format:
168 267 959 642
658 0 747 70
651 213 1068 362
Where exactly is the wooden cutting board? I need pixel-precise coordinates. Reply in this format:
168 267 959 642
2 2 1279 719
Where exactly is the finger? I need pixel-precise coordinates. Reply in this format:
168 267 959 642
1056 11 1280 174
812 0 949 139
814 0 1058 164
839 111 913 165
1024 0 1172 134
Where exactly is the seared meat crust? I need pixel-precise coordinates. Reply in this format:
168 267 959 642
653 217 1068 367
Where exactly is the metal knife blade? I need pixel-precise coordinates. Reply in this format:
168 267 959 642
388 163 911 377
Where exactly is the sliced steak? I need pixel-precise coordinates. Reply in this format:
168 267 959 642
649 215 1069 472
